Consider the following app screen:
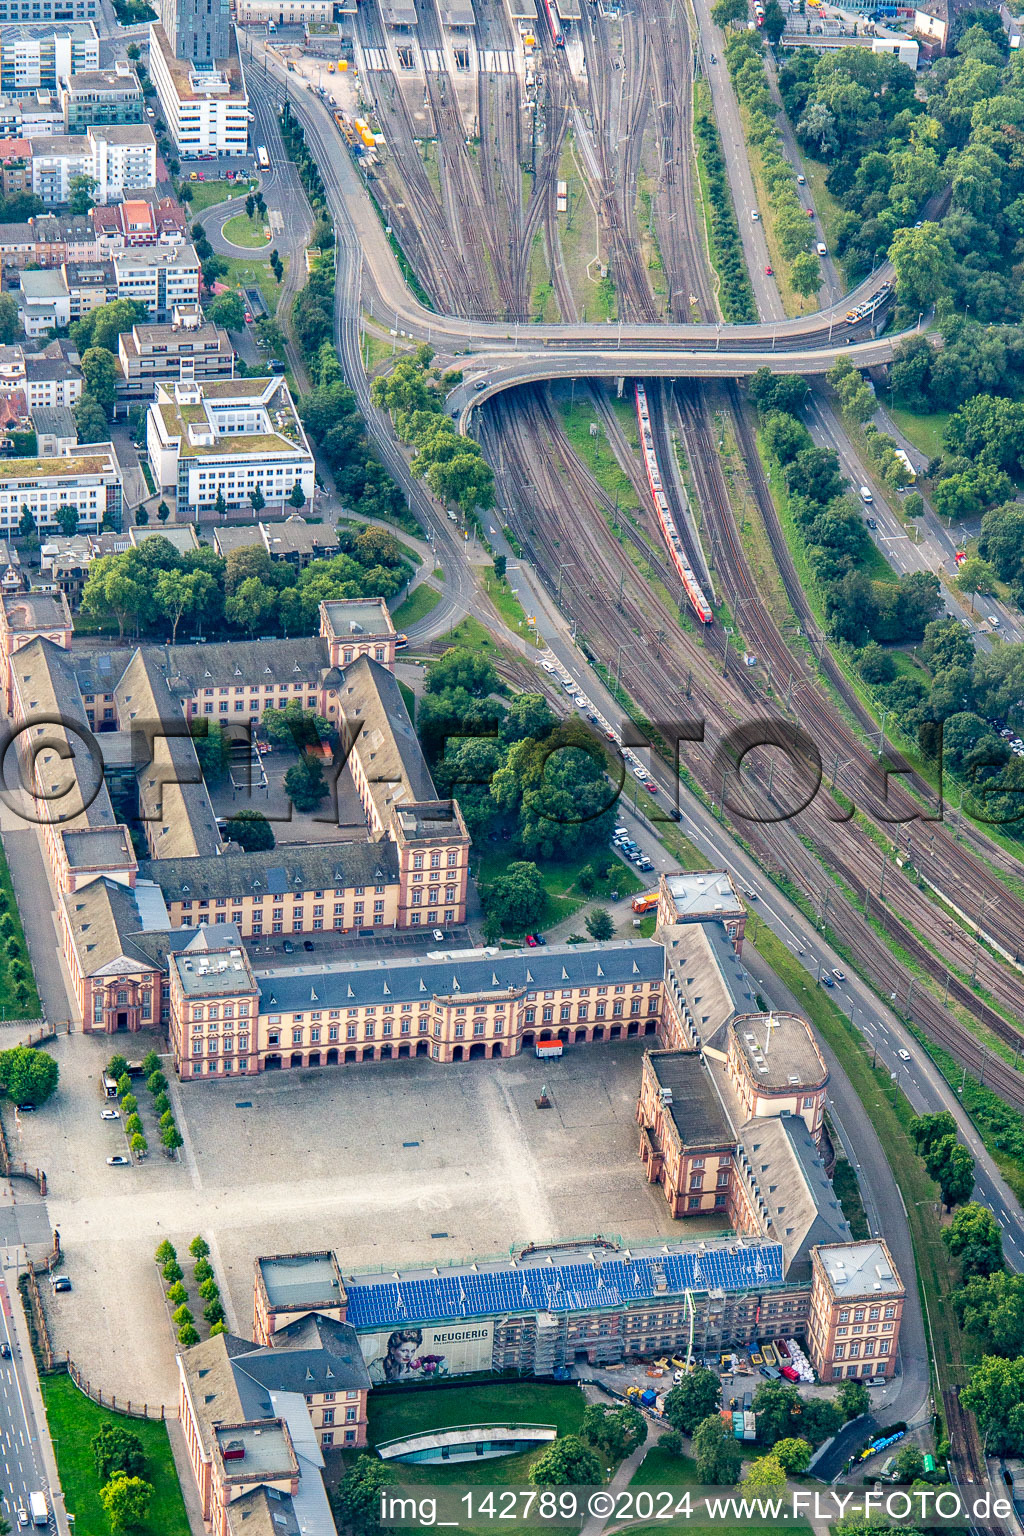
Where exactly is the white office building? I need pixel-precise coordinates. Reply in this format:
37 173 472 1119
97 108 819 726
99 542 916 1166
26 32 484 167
148 22 248 161
0 442 121 531
112 244 201 320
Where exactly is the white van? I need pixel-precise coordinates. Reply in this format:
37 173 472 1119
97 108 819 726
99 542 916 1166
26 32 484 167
816 241 827 256
860 486 873 503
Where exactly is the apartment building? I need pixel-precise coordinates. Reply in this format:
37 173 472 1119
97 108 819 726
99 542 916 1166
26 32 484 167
806 1240 905 1381
0 23 98 92
17 268 70 336
146 376 315 514
113 243 201 320
28 124 158 207
61 258 115 318
61 65 143 133
0 93 62 139
118 306 234 398
93 195 187 250
0 137 29 195
160 0 231 61
149 23 249 161
213 516 341 568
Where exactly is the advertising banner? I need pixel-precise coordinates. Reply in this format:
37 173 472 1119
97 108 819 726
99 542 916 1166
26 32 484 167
359 1322 494 1384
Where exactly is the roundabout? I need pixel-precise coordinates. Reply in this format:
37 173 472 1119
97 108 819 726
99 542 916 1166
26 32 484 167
222 212 271 250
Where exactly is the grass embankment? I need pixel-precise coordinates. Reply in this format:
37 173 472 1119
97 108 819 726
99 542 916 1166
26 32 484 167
41 1375 190 1536
886 405 951 462
559 399 640 510
750 920 974 1405
528 230 559 323
484 571 541 648
392 582 442 628
831 1155 870 1239
221 212 270 249
0 844 40 1017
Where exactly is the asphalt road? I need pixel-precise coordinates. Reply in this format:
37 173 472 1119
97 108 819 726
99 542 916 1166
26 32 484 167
0 1271 52 1532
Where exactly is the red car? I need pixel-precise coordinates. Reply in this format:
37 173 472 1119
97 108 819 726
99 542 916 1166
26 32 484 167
525 934 538 947
764 264 773 276
644 780 658 793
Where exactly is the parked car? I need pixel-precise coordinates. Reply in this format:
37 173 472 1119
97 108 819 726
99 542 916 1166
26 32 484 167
106 1156 130 1168
282 939 294 954
764 264 773 276
303 940 315 952
525 934 538 947
51 1275 73 1290
432 929 446 943
100 1109 120 1121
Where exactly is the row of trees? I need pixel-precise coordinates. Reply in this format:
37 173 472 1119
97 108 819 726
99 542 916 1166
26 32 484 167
889 319 1024 416
371 349 495 518
78 524 408 642
299 350 416 531
781 17 1024 325
749 369 942 648
0 880 38 1017
723 29 821 298
91 1422 155 1534
693 87 758 322
155 1234 225 1350
909 1110 976 1209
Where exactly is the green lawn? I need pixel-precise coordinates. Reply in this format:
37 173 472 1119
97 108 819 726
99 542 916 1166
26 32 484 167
222 212 270 249
887 405 950 463
393 582 441 629
475 848 644 936
0 841 41 1018
484 574 541 647
366 1381 586 1487
629 1446 700 1486
41 1374 190 1536
187 179 248 215
397 679 417 719
221 255 286 318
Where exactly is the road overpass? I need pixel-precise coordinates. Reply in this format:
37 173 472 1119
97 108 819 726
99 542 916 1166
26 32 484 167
244 48 912 412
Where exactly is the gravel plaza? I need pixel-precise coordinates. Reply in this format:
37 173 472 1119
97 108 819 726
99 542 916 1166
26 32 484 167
8 1033 715 1406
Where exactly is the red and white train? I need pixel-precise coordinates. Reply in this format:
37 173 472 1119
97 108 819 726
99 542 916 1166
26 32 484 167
541 0 565 45
634 382 713 625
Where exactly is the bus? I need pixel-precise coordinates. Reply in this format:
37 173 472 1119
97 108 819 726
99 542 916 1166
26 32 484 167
256 146 270 172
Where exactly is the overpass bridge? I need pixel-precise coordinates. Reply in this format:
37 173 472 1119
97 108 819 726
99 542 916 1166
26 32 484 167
245 48 910 417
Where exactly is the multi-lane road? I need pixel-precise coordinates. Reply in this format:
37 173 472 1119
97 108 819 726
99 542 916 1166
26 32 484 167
0 1269 54 1532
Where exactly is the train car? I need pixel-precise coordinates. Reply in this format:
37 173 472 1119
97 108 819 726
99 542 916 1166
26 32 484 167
540 0 565 46
634 382 713 625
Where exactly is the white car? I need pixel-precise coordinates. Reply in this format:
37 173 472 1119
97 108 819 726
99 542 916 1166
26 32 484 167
432 929 445 943
541 660 555 673
897 1049 911 1062
100 1108 120 1121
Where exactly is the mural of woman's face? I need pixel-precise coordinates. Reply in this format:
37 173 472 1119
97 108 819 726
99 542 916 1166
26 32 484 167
393 1340 419 1368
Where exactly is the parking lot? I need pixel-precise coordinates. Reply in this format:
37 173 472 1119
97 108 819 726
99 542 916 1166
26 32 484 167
8 1035 699 1406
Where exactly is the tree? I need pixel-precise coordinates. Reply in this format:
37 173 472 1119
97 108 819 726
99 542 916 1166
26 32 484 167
0 292 20 344
751 1380 801 1446
836 1378 870 1421
493 554 507 579
528 1435 602 1487
800 1396 842 1445
331 1456 398 1536
909 1110 957 1159
18 506 34 537
581 1403 647 1459
943 1200 1004 1276
68 173 99 216
178 1322 200 1347
155 569 215 643
773 1437 811 1475
127 40 140 56
245 194 255 219
162 1123 183 1152
585 908 614 941
790 250 822 298
131 1132 147 1157
167 1281 187 1306
742 1454 788 1494
762 0 785 43
250 487 266 514
225 809 275 852
288 481 306 508
154 1238 176 1265
225 575 277 635
0 1046 58 1107
208 292 246 332
711 0 747 22
70 396 105 448
284 753 328 813
954 1269 1024 1358
664 1368 721 1435
483 861 546 931
960 1355 1024 1455
157 502 170 523
92 1423 146 1481
894 1444 925 1483
99 1475 153 1533
888 223 955 314
80 347 119 413
125 1114 143 1137
693 1414 741 1484
928 1135 975 1208
204 1297 225 1325
147 1069 167 1096
262 702 331 751
189 1234 210 1259
425 647 502 699
135 508 149 526
956 555 999 609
